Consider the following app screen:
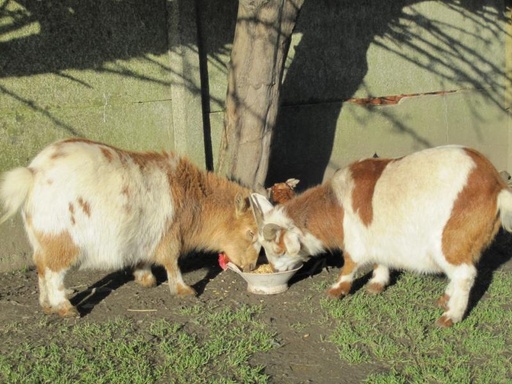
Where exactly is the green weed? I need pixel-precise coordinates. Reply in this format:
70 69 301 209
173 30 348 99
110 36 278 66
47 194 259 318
320 270 512 383
0 304 275 384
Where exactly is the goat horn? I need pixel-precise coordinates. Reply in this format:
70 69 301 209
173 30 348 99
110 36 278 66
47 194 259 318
249 195 264 227
262 223 280 241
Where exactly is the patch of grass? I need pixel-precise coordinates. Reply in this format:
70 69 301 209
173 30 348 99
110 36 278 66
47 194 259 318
320 270 512 383
289 321 307 332
0 304 276 384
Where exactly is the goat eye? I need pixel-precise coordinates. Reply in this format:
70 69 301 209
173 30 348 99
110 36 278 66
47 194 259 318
247 230 255 239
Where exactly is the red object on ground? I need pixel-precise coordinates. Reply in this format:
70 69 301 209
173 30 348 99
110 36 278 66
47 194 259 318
218 252 229 270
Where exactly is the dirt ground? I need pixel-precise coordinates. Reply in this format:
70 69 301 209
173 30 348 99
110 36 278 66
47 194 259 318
1 231 512 384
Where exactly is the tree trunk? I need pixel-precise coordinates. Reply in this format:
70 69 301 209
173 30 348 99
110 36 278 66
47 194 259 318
217 0 304 191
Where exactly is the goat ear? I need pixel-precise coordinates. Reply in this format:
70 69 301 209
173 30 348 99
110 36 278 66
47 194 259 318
283 232 301 256
262 223 281 241
235 193 249 216
250 193 274 214
285 178 300 189
250 193 274 227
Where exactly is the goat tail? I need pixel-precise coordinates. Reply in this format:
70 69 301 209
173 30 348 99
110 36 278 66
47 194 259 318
0 167 34 225
497 188 512 232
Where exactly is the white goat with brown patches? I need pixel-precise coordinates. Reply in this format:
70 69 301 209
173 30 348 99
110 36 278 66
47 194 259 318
0 138 260 317
251 146 512 327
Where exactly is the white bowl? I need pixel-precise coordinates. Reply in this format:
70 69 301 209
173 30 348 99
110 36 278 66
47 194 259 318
226 262 303 294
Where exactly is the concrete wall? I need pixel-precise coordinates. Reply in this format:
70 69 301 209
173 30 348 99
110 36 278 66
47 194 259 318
0 0 510 271
266 0 511 186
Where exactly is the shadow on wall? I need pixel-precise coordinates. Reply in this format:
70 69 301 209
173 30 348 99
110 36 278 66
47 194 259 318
1 0 510 186
266 0 510 188
0 0 239 165
0 1 169 76
0 0 183 138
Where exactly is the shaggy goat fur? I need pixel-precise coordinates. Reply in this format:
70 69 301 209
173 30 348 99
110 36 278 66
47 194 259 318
0 138 260 317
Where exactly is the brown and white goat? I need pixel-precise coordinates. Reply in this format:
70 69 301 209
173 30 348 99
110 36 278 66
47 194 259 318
0 138 260 317
251 146 512 327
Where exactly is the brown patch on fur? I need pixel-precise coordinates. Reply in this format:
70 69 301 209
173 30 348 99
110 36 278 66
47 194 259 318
121 185 130 197
275 231 287 254
100 147 115 162
121 185 132 213
166 157 255 253
349 158 395 226
77 197 91 217
327 281 352 298
152 224 177 264
50 150 67 160
165 160 208 252
169 157 215 204
129 151 170 171
34 257 46 277
169 157 258 271
68 202 75 225
442 149 506 265
33 230 80 272
61 138 170 172
286 183 344 250
327 253 357 297
366 264 387 294
436 315 454 328
151 222 197 295
437 294 450 310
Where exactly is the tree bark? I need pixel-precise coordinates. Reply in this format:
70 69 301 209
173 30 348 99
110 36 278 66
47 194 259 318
217 0 304 191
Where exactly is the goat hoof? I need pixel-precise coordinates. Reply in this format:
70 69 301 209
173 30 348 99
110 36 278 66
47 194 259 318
436 315 454 328
135 273 157 288
42 304 79 318
41 305 53 314
57 307 80 319
366 282 385 294
177 284 197 296
327 287 348 299
327 281 352 298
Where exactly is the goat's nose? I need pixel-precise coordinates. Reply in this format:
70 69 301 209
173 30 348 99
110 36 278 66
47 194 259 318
242 262 256 272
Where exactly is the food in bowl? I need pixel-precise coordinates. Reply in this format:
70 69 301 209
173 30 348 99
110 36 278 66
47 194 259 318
251 264 275 274
225 261 303 295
